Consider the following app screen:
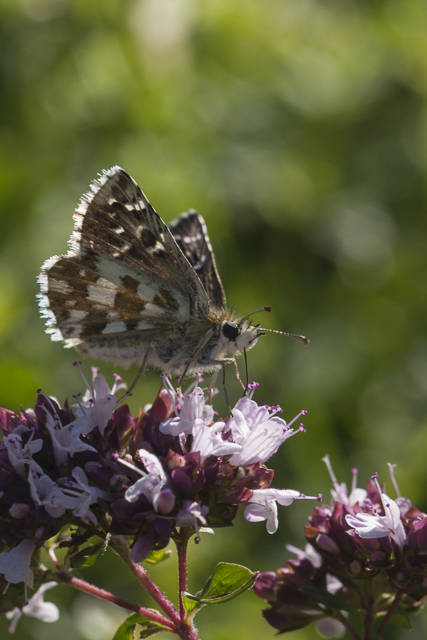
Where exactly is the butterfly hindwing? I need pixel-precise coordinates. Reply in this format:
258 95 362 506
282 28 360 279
169 211 226 309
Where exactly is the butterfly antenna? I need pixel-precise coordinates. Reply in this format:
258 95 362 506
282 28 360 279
238 306 272 327
258 327 310 346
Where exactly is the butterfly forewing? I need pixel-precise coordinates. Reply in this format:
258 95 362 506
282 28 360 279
74 168 208 306
169 211 227 309
39 167 209 362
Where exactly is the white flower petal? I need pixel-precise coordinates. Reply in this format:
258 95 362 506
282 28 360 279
0 538 37 585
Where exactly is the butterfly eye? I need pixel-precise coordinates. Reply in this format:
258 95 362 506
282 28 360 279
222 321 239 341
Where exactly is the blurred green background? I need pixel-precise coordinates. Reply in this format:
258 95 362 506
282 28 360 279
1 0 427 638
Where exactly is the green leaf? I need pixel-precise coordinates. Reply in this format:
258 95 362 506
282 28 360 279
112 612 169 640
184 562 258 606
143 549 172 565
182 591 200 614
389 614 412 630
69 542 105 568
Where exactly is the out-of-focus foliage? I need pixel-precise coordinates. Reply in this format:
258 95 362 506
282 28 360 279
1 0 427 638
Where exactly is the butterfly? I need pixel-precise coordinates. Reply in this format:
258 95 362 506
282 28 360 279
38 166 308 397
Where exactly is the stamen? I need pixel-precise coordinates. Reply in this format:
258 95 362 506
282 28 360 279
73 393 86 415
287 409 308 429
39 391 63 428
183 373 203 396
247 381 259 400
322 454 338 486
90 365 99 379
161 374 180 416
73 361 94 400
373 476 389 516
387 463 401 498
111 373 125 396
351 467 358 495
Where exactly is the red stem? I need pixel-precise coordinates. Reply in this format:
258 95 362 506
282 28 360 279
55 571 174 630
111 536 181 626
176 536 189 621
376 592 403 636
174 623 201 640
336 613 362 640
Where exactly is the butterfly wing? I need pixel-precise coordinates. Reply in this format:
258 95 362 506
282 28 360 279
169 211 226 309
38 167 209 364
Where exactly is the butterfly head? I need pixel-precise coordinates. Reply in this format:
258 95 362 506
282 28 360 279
220 306 309 357
220 319 261 354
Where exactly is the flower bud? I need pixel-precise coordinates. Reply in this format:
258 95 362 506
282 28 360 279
130 534 155 563
254 572 278 601
349 560 362 575
317 534 340 555
9 503 31 519
156 489 175 514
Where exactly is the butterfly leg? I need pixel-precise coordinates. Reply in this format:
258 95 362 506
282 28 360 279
221 361 232 415
200 357 242 415
212 357 245 392
231 358 246 392
180 329 214 382
117 348 151 404
242 348 249 397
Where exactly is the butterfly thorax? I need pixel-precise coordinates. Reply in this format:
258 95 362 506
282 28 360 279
145 308 261 375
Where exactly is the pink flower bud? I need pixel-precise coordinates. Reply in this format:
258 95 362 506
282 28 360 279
349 560 362 575
9 503 31 519
157 489 176 514
317 534 340 555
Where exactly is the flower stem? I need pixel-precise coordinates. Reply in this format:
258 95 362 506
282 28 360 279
173 623 202 640
363 606 375 640
376 592 403 636
54 570 174 630
110 535 181 626
175 534 190 620
336 613 362 640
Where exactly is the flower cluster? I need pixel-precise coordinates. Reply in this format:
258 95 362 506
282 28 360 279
254 457 427 637
0 366 314 620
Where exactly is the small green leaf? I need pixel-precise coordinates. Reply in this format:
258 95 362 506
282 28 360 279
185 562 258 606
201 562 258 601
143 549 172 565
69 542 104 568
182 591 201 614
112 612 169 640
389 614 412 630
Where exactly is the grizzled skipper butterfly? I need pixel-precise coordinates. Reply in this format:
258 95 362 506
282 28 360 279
38 167 308 397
